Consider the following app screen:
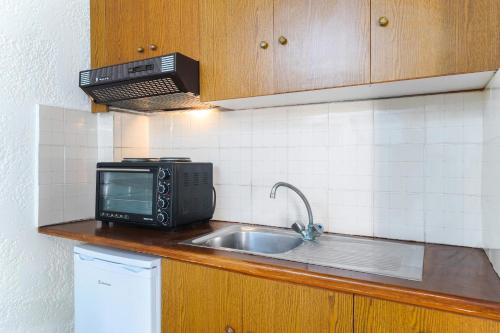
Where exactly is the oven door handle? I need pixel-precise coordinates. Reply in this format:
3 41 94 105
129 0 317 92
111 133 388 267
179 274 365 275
96 168 151 172
212 186 217 215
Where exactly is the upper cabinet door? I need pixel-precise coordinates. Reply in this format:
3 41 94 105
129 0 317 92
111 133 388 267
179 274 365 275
273 0 370 93
91 0 147 68
371 0 500 83
91 0 200 69
199 0 274 102
145 0 200 60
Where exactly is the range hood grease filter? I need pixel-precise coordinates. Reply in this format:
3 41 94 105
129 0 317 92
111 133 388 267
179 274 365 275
79 53 208 112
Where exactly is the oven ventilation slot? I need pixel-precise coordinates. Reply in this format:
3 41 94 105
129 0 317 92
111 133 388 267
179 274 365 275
193 173 200 186
202 173 209 185
184 173 191 187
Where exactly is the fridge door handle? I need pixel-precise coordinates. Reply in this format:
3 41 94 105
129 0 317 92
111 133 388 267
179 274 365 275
77 254 95 261
120 265 147 273
76 253 149 273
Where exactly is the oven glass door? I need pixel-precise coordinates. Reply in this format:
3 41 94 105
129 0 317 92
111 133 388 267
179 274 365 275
98 168 155 219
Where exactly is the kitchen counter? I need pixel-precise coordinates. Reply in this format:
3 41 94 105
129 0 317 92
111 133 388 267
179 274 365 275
39 219 500 321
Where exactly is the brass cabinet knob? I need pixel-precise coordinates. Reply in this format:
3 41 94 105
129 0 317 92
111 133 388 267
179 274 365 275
278 36 288 45
225 325 235 333
378 16 389 27
149 44 157 51
137 47 145 53
259 41 269 49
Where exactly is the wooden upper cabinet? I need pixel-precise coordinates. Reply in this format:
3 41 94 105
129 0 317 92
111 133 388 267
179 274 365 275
91 0 146 68
273 0 370 94
90 0 500 105
242 274 353 333
371 0 500 83
199 0 370 101
199 0 274 102
89 0 200 112
90 0 200 68
354 296 500 333
145 0 200 60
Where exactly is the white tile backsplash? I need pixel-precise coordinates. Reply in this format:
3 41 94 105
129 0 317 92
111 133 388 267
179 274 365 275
97 112 114 162
288 104 329 147
373 97 427 242
37 105 104 226
219 109 252 148
218 147 252 186
106 89 491 248
251 185 288 227
119 112 149 148
38 184 64 225
329 101 373 236
213 185 252 223
482 71 500 275
252 107 288 147
35 85 497 249
252 147 287 186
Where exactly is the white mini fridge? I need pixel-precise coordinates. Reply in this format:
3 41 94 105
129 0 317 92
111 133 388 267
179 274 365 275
74 244 161 333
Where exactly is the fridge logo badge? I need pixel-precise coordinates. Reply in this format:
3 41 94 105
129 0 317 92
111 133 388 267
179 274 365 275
98 280 111 287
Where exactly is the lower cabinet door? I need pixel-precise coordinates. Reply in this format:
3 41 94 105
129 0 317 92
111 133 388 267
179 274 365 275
242 274 353 333
163 259 242 333
354 296 500 333
163 259 354 333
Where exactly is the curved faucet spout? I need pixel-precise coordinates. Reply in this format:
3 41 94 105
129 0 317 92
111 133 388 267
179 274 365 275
270 182 314 226
269 182 323 241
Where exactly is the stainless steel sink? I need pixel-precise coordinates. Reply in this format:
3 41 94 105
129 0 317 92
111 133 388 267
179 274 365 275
182 225 303 254
182 224 425 281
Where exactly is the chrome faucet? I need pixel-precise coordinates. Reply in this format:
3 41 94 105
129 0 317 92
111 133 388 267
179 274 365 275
269 182 324 241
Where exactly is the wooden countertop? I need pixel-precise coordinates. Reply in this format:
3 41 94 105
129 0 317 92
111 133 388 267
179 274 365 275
39 219 500 321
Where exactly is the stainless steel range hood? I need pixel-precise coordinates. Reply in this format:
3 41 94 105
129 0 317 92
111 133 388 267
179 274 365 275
79 53 208 112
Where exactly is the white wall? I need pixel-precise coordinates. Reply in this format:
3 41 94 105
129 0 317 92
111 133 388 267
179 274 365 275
0 0 90 332
113 89 485 248
482 71 500 276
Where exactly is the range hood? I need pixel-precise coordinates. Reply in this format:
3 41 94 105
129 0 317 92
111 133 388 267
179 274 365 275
79 53 207 112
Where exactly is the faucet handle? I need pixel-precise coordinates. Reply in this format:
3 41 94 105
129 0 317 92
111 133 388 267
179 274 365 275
312 224 324 235
291 222 306 236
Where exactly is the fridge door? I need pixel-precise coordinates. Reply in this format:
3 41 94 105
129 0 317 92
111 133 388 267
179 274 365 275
74 250 160 333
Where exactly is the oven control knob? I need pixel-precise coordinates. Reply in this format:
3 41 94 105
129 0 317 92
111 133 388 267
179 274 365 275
158 183 170 194
157 212 169 226
157 198 170 209
158 168 171 180
157 198 165 208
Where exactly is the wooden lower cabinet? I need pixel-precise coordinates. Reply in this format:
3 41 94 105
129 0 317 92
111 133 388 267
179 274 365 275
242 273 353 333
162 259 353 333
162 259 243 333
354 296 500 333
163 259 500 333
